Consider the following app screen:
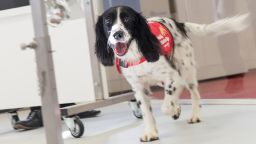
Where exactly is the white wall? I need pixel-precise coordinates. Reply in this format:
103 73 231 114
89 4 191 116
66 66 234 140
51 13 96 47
0 6 96 109
140 0 171 17
175 0 256 80
238 0 256 69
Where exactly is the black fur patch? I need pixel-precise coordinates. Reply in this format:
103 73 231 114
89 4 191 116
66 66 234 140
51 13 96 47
159 18 166 23
95 15 115 66
171 18 188 38
143 88 150 95
166 90 173 95
189 84 195 90
149 106 153 112
169 23 173 28
172 114 179 120
140 137 159 142
176 43 181 47
131 8 160 62
137 101 142 108
178 69 182 76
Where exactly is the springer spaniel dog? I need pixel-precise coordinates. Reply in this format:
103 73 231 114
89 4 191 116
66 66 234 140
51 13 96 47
95 6 249 142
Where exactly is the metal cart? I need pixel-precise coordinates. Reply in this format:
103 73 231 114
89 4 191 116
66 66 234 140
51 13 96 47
15 0 142 144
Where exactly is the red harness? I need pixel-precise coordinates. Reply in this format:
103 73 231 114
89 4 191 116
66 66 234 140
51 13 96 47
115 21 174 74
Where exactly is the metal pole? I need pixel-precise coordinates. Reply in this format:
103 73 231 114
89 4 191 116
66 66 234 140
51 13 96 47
29 1 63 144
83 0 104 100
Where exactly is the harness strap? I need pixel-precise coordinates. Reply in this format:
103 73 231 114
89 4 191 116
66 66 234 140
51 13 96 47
115 57 146 74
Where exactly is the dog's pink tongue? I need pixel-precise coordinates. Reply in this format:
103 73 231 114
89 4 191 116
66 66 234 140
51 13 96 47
115 43 127 56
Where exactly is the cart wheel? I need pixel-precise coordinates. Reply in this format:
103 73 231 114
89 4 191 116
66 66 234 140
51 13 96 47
10 112 20 130
129 101 143 119
65 116 84 138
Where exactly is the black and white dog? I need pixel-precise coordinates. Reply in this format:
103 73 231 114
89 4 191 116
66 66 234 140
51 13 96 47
95 6 249 142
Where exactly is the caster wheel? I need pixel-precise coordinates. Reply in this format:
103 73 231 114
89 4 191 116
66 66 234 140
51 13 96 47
10 112 20 130
129 100 143 119
132 109 143 119
65 116 84 138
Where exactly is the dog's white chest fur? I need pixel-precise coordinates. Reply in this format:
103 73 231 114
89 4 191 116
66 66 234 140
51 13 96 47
121 56 175 86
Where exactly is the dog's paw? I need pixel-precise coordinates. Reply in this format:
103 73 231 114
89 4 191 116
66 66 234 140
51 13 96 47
140 130 159 142
161 102 181 120
172 106 181 120
187 116 201 124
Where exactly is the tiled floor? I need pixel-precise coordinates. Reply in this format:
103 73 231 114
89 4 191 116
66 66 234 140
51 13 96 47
0 100 256 144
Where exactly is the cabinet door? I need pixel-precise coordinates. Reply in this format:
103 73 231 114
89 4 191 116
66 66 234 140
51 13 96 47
0 6 96 109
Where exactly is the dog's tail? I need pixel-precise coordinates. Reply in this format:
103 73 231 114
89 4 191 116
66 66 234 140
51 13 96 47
184 13 251 36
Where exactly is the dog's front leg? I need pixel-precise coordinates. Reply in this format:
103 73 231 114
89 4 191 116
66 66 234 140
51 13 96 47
133 86 159 142
161 73 184 120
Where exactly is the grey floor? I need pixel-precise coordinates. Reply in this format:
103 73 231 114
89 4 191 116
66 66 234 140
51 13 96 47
0 100 256 144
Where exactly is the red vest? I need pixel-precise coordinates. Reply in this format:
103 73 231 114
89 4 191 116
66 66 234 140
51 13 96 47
148 21 174 57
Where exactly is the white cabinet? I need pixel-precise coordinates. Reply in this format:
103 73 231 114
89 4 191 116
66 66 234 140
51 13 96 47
0 6 96 109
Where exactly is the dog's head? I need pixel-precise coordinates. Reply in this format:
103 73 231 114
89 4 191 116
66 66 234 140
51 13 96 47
95 6 160 66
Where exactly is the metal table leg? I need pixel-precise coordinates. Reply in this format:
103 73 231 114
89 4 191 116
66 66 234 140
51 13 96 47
29 1 63 144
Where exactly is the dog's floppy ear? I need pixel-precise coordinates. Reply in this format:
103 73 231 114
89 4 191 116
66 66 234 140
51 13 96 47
95 15 114 66
134 13 160 62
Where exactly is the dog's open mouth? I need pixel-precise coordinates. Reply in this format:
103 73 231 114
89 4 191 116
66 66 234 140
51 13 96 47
115 42 128 56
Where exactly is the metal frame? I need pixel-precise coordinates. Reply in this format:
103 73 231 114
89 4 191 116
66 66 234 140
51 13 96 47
82 0 104 100
29 0 136 143
29 1 63 144
61 92 135 116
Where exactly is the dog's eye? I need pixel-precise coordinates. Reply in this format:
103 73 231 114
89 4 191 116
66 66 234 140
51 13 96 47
104 18 112 25
123 16 130 23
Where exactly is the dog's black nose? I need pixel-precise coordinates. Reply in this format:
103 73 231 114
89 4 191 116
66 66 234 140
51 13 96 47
113 31 124 40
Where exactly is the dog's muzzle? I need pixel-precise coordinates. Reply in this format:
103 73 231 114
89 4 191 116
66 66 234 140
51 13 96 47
113 38 133 56
114 42 128 56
